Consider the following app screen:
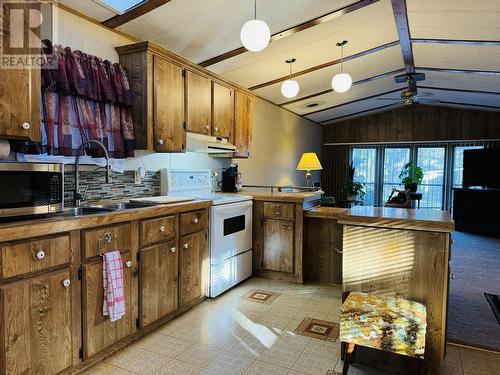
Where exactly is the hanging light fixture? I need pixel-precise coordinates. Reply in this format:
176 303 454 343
281 58 299 98
331 40 352 93
240 0 270 52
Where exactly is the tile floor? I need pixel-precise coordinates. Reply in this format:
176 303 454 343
83 277 500 375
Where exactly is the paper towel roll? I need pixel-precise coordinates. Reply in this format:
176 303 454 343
0 139 11 159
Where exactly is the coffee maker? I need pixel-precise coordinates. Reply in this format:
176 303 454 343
221 164 239 192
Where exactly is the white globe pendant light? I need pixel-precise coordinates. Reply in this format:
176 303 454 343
240 0 270 52
332 40 353 93
281 58 299 98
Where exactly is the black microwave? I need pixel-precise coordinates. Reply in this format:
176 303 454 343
0 162 64 219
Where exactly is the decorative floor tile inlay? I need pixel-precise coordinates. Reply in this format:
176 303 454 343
294 317 339 341
245 289 281 304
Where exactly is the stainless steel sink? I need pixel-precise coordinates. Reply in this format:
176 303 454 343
60 201 158 217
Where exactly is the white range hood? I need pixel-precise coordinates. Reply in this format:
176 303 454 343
186 132 236 154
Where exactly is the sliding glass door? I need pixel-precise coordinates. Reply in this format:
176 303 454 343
352 148 377 205
417 147 446 209
382 148 410 203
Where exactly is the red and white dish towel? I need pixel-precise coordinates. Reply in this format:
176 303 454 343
102 250 126 322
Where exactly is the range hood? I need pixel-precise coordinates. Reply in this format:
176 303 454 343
186 132 236 154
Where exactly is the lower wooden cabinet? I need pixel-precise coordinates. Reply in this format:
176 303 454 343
82 253 136 359
140 240 179 327
263 219 294 273
0 269 75 374
180 230 208 306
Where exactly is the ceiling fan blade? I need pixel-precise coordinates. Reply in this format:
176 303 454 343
376 98 401 101
416 98 441 103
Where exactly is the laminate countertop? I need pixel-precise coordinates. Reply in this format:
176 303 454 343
337 205 455 232
304 207 349 219
238 190 323 203
0 200 212 242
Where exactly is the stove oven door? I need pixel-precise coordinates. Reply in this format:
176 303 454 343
210 200 253 264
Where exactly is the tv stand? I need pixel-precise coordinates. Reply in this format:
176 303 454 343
452 188 500 238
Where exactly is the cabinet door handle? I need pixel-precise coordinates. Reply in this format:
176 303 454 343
21 122 30 130
62 279 71 287
35 250 45 260
276 204 281 208
214 127 219 132
158 138 164 145
170 247 176 253
125 261 132 268
103 232 113 243
193 218 199 224
205 125 210 130
160 225 166 232
275 211 281 216
183 243 190 249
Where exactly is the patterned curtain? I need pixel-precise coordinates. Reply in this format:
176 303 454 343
12 40 134 158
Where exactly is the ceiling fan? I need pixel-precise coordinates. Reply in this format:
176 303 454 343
377 73 442 105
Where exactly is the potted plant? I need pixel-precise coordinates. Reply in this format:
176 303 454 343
398 162 424 192
344 181 366 202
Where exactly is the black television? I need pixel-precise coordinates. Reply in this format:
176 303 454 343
463 148 500 189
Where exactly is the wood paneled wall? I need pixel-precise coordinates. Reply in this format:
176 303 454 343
321 105 500 201
324 106 500 145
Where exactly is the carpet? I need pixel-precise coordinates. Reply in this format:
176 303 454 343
484 293 500 325
447 231 500 351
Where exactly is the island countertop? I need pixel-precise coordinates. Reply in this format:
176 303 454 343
238 190 322 203
304 206 349 219
337 206 455 232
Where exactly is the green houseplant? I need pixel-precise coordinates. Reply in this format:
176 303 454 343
344 163 366 202
398 162 424 192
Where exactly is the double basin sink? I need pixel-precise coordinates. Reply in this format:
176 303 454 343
61 201 158 217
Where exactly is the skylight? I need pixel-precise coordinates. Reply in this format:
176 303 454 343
99 0 146 13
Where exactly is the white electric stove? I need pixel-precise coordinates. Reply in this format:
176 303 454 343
160 169 253 297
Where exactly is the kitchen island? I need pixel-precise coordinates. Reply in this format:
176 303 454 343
338 206 454 373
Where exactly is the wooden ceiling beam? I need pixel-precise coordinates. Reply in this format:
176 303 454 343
278 68 405 106
418 85 500 96
304 87 404 117
412 38 500 46
319 102 404 124
416 67 500 76
248 41 399 91
199 0 379 67
103 0 172 28
391 0 414 74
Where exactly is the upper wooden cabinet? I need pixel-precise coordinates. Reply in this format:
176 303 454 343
154 56 185 152
233 91 254 158
116 44 185 152
212 82 234 140
0 2 40 141
185 70 211 135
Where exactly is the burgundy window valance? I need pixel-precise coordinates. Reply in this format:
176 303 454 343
12 40 135 159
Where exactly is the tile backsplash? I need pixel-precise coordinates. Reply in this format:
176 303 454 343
64 170 160 206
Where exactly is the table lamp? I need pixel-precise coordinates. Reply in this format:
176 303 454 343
296 152 323 186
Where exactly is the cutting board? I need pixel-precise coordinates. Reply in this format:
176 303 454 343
129 196 194 204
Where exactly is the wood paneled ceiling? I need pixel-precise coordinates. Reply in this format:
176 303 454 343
62 0 500 124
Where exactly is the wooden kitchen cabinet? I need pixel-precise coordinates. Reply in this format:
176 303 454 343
154 55 185 152
116 43 185 152
233 91 254 158
0 269 76 374
180 230 208 306
0 2 41 141
82 253 136 359
263 219 294 273
139 240 179 327
185 70 211 135
212 82 234 139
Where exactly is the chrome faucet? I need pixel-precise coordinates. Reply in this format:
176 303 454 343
73 140 112 207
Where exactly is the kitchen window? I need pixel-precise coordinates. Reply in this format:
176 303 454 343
382 147 410 203
417 147 446 209
352 148 377 206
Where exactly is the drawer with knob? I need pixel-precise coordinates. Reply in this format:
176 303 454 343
82 223 131 259
263 202 294 220
140 215 176 247
180 209 208 235
0 234 71 279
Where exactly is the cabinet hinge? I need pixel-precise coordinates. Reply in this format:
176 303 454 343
79 347 83 359
183 121 186 130
205 232 208 240
77 266 82 280
136 318 140 329
136 252 140 262
182 69 186 77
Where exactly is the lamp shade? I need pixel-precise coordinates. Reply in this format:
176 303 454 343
281 79 299 98
296 153 323 171
240 19 270 52
331 72 352 93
